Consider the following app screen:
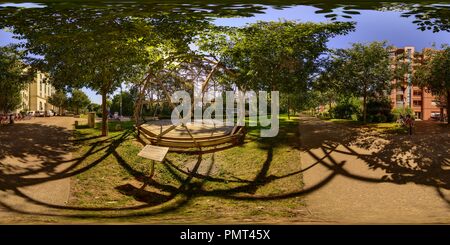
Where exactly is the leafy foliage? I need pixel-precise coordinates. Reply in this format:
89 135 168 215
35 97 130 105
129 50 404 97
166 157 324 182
68 89 91 115
197 21 354 117
47 90 68 115
364 98 394 123
0 45 33 113
330 42 392 123
110 88 138 117
392 106 415 121
329 97 361 119
0 5 211 135
413 46 450 123
198 21 354 92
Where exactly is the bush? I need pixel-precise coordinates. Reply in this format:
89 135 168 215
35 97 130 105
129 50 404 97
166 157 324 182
363 98 394 123
330 102 359 119
318 111 331 120
142 102 173 119
392 107 415 121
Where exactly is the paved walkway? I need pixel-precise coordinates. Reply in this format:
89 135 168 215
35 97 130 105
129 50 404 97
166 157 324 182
300 115 450 223
0 117 76 222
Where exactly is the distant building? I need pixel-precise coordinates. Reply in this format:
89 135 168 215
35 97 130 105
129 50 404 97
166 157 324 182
390 46 447 120
16 71 57 113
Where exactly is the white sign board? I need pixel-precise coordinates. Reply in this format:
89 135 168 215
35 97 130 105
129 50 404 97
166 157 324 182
138 145 169 162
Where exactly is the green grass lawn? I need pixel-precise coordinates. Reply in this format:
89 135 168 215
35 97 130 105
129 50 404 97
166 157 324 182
65 115 307 223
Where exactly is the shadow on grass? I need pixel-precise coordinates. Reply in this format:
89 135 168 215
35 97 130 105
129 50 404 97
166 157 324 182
2 115 447 220
0 117 326 219
0 116 367 219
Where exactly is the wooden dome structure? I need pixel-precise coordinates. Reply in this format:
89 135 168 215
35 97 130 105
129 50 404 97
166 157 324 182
135 57 246 153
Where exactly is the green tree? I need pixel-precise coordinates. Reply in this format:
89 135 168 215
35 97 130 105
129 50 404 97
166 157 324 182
0 6 207 136
199 21 353 91
87 103 101 113
69 89 91 115
0 45 32 114
413 46 450 123
314 60 348 111
331 42 392 123
47 90 68 115
110 90 137 117
197 21 354 119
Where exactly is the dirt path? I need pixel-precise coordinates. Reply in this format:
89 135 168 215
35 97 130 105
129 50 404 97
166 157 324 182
0 117 76 222
300 115 450 223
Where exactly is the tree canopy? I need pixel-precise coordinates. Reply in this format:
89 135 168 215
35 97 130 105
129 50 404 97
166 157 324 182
110 87 138 117
413 46 450 123
1 1 448 126
47 90 68 115
0 4 212 135
68 89 91 115
0 45 33 114
328 42 392 123
196 20 354 116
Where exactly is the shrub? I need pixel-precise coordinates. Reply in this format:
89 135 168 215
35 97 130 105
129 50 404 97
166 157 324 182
364 98 394 123
318 111 331 120
392 107 415 120
330 102 359 119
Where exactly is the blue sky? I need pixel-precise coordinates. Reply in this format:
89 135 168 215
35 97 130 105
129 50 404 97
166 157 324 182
1 4 450 104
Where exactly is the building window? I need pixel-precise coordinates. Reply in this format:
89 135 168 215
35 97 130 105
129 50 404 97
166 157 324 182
413 90 422 96
413 100 422 107
415 112 422 119
396 94 404 102
39 101 43 110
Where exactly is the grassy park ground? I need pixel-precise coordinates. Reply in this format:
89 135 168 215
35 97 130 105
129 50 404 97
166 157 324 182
1 114 448 223
65 115 311 223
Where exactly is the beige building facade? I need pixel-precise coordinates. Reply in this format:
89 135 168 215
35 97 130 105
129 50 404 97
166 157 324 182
16 71 56 113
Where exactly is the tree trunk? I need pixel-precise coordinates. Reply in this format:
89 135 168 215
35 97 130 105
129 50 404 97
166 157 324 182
287 96 290 120
133 74 152 127
447 89 450 124
363 94 367 123
101 91 108 136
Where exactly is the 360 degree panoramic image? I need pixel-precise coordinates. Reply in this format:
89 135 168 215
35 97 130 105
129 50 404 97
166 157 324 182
0 1 449 231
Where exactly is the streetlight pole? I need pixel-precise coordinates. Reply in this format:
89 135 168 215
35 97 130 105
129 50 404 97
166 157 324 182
120 83 123 117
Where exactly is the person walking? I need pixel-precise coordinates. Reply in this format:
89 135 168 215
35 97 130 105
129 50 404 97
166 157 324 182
405 114 414 135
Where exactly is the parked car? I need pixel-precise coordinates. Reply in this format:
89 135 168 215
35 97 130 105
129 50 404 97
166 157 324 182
35 110 45 117
63 111 75 116
430 112 441 120
46 110 55 117
27 111 36 117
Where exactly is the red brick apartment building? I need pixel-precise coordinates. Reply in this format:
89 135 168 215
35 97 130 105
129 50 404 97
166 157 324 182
390 46 447 120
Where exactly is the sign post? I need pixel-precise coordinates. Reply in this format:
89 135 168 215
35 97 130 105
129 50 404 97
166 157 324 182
137 145 169 178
